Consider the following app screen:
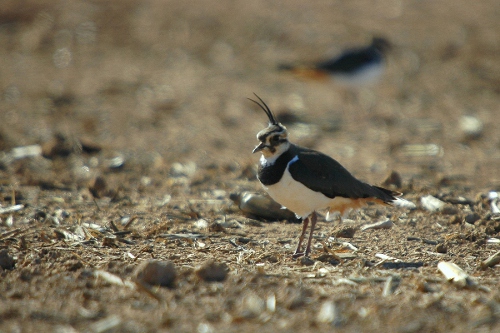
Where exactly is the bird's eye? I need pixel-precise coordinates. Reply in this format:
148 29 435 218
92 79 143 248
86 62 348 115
270 136 280 144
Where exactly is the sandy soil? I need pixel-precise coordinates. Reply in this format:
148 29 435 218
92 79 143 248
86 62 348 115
0 0 499 332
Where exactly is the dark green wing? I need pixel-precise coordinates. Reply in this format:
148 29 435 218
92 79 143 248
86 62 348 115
287 145 395 202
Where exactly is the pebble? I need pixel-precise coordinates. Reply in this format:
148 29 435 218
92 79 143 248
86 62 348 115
459 115 483 138
464 213 481 224
194 219 208 229
196 261 228 282
449 215 462 224
435 243 447 253
0 249 15 270
299 256 315 266
480 251 500 269
170 161 197 178
488 191 499 214
135 260 176 287
361 219 393 231
316 300 336 324
229 191 299 222
437 261 476 288
382 170 403 189
240 293 265 318
334 227 356 238
89 176 108 199
11 144 43 160
420 195 446 212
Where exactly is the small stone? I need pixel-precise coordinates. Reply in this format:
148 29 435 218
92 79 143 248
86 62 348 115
230 191 299 222
464 213 481 224
300 256 315 266
240 293 265 318
421 195 446 212
194 219 208 229
89 176 108 199
170 162 196 178
459 115 483 139
317 300 336 323
316 254 340 266
0 249 15 270
79 137 102 154
208 222 225 232
441 205 459 215
41 134 74 158
480 251 500 269
449 215 462 224
381 170 403 189
335 227 356 238
136 260 176 287
196 261 228 282
361 219 393 231
435 243 447 254
437 261 476 288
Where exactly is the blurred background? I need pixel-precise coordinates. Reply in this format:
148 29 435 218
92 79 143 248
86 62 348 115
1 0 499 190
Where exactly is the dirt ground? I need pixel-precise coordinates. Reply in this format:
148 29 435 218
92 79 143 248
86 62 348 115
0 0 499 332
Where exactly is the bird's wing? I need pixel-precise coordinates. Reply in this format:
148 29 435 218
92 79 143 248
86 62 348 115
316 48 381 73
288 147 395 202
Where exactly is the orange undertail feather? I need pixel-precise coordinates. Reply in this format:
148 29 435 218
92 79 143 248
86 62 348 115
327 197 386 217
280 66 330 81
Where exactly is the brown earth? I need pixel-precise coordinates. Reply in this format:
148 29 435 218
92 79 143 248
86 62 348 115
0 1 499 332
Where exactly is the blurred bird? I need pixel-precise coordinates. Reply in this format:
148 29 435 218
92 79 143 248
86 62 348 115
249 94 414 258
278 37 391 88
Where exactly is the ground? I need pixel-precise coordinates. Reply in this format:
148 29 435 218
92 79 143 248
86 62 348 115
0 1 499 332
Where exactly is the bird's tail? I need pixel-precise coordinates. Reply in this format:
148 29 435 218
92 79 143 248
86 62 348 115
277 63 329 81
373 186 416 209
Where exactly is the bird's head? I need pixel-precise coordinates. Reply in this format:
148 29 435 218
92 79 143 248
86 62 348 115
249 94 289 158
371 37 391 53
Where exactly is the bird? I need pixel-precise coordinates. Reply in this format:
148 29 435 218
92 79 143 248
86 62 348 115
278 37 391 88
249 94 415 258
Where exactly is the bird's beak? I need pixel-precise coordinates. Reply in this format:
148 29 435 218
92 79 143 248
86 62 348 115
252 142 267 154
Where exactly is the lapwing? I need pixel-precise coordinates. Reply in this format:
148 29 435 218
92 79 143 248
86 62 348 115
249 95 414 258
278 37 391 88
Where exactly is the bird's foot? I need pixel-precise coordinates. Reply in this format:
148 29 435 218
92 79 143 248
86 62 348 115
292 251 305 259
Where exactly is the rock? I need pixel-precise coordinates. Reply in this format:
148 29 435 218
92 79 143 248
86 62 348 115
421 195 446 212
437 261 476 288
381 170 403 189
435 243 447 254
79 137 102 154
480 251 500 269
361 219 393 231
459 115 483 139
229 191 299 222
41 134 74 158
441 205 459 215
0 249 15 270
196 261 228 282
89 176 108 198
10 145 42 160
170 162 196 178
239 293 265 318
449 215 462 224
136 260 176 287
334 227 356 238
464 213 481 224
317 300 336 324
299 256 315 266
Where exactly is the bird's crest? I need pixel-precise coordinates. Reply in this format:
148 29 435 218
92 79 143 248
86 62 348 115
248 93 279 126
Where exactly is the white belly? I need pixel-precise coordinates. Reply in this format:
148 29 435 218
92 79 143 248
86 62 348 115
333 63 384 87
263 166 331 219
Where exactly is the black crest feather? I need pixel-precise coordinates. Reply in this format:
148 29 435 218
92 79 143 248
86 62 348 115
248 93 278 125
